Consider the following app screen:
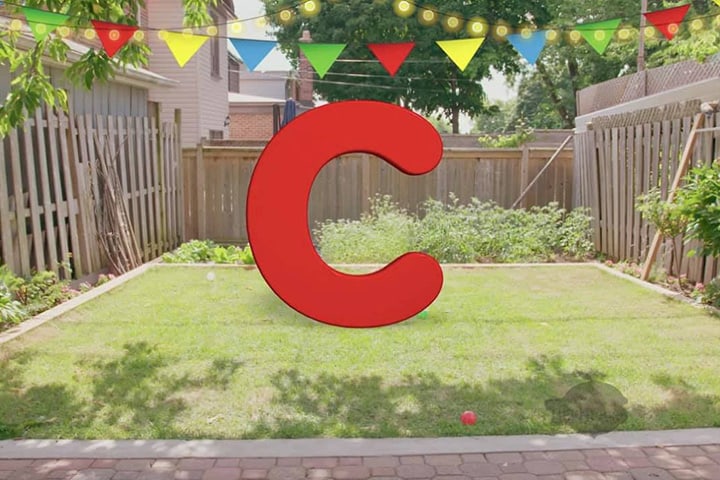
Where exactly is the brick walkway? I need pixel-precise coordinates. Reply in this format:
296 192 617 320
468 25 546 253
1 445 720 480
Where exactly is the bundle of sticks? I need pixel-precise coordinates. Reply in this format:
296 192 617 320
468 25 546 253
90 131 143 275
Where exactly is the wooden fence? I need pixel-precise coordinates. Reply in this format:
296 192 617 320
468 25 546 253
575 100 719 283
183 143 574 244
0 107 183 279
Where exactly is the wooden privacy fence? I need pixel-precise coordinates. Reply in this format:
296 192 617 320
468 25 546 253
0 107 184 279
183 143 574 244
575 100 719 284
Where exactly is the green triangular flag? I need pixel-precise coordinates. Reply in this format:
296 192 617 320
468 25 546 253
576 18 621 55
22 7 70 42
298 43 346 78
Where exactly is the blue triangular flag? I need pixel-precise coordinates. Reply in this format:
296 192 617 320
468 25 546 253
229 38 277 71
507 30 547 65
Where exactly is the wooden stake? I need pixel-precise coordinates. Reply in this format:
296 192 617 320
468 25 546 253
512 135 573 209
640 113 704 281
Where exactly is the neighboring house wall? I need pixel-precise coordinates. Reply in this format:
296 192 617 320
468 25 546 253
0 66 148 118
147 0 231 147
238 71 288 99
229 112 275 140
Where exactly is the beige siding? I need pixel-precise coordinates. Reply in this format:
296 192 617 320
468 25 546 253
146 0 200 147
146 0 230 147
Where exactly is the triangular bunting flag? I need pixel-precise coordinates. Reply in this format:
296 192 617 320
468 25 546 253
163 31 209 68
298 43 346 78
644 4 691 41
91 20 138 58
22 7 69 42
229 38 277 71
436 38 485 71
367 42 415 77
576 18 621 55
507 31 547 65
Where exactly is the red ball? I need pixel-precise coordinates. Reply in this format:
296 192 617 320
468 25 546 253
460 411 477 425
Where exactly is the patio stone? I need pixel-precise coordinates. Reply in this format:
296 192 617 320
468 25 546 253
173 471 204 480
564 472 606 480
546 451 585 461
525 460 565 475
302 457 338 468
670 469 701 480
240 469 268 479
459 462 502 476
111 471 140 480
115 460 152 471
424 455 461 466
363 456 399 467
238 459 276 469
266 466 306 480
201 467 242 480
332 465 371 479
487 453 524 464
69 469 116 480
627 467 675 480
648 455 691 470
396 464 436 478
585 456 627 472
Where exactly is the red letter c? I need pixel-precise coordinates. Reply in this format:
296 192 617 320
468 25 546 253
246 100 443 328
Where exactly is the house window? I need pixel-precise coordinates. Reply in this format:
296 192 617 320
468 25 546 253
209 130 224 140
210 12 221 78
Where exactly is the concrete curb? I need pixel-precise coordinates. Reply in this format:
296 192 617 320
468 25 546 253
0 258 163 346
0 429 718 459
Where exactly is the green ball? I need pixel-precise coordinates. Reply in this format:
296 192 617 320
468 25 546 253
417 310 429 319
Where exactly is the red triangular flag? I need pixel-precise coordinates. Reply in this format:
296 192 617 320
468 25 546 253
91 20 139 58
644 4 691 40
367 42 415 77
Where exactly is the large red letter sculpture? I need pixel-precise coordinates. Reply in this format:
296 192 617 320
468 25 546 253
246 100 443 328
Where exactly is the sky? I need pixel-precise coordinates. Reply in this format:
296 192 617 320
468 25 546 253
231 0 517 132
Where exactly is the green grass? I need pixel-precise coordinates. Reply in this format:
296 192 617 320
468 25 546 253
0 265 719 439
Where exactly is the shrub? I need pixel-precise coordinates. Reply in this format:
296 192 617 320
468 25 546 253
314 194 416 263
162 240 255 264
314 194 594 264
14 270 76 317
676 161 720 257
0 284 25 325
700 277 720 308
635 187 687 275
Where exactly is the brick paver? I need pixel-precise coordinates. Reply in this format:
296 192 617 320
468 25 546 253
0 445 718 479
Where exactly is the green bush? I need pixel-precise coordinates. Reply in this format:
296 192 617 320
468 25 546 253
162 240 255 265
314 195 416 263
0 284 25 326
314 194 594 264
700 278 720 308
676 161 720 257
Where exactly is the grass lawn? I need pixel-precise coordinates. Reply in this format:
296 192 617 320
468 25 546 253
0 265 719 439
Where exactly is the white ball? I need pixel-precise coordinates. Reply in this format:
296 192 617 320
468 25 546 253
206 272 216 282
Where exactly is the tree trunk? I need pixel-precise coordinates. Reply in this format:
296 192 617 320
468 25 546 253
451 108 460 134
536 61 573 128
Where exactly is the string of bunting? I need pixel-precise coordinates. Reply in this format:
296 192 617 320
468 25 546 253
0 1 709 73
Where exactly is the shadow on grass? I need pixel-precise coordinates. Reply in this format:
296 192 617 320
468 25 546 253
0 342 243 439
0 350 718 439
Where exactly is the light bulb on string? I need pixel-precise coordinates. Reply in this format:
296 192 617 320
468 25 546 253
467 17 487 37
418 6 438 26
442 12 463 33
300 0 321 17
393 0 415 18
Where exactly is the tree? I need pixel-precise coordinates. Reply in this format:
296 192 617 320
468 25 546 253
261 0 553 133
472 98 515 133
0 0 216 136
511 0 720 129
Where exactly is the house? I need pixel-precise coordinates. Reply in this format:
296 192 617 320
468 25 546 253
145 0 236 147
0 17 175 118
228 31 315 142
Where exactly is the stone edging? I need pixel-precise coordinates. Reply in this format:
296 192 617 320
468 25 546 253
0 428 718 458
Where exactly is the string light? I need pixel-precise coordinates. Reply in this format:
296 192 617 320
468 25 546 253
255 16 268 27
300 0 320 17
493 22 510 41
9 19 22 31
34 23 47 34
278 9 295 24
418 6 438 26
133 30 145 41
467 17 487 37
207 25 218 36
617 27 631 41
520 26 532 39
567 30 582 45
58 25 70 37
545 29 559 43
442 13 463 33
229 21 243 34
393 0 414 18
644 26 656 38
157 30 167 40
182 28 193 36
593 29 606 41
690 18 704 32
109 29 120 40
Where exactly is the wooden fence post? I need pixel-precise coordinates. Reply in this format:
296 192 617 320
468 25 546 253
175 109 185 244
196 139 206 239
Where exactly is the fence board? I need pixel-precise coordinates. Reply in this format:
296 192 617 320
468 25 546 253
43 109 70 276
55 108 82 277
23 116 46 271
9 129 30 275
0 135 15 272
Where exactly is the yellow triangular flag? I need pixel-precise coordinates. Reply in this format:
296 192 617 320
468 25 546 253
163 31 209 68
436 38 486 71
